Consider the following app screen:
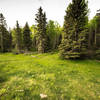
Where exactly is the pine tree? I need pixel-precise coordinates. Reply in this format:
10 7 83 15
15 21 23 53
35 7 48 53
59 0 88 59
23 22 32 51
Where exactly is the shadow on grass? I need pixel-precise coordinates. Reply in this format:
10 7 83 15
0 64 8 83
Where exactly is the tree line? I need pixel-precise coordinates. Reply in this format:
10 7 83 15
0 0 100 59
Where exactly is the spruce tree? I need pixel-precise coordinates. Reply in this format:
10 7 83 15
59 0 88 59
23 22 32 51
15 21 23 53
35 7 48 53
0 13 10 52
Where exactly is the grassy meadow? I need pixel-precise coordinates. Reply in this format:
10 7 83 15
0 52 100 100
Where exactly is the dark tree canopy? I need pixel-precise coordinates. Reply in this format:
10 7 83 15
23 22 32 51
88 13 100 59
0 13 11 52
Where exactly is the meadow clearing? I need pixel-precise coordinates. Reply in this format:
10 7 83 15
0 53 100 100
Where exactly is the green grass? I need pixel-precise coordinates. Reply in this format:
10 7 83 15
0 52 100 100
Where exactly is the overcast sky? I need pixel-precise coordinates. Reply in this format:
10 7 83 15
0 0 100 28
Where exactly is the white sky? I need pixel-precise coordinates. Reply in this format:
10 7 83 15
0 0 100 28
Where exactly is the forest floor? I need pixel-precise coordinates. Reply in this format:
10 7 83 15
0 52 100 100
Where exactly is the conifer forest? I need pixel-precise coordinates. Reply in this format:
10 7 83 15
0 0 100 100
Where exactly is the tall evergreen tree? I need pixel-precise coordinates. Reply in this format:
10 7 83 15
35 7 48 53
23 22 32 51
15 21 23 52
59 0 88 59
0 13 10 52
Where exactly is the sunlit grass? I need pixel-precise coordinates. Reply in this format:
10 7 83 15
0 53 100 100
